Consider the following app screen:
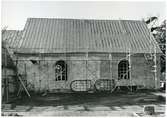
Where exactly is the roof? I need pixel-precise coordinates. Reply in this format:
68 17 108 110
4 18 162 53
2 30 22 48
2 30 21 68
1 31 17 68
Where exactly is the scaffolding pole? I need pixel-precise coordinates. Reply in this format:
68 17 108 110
128 48 132 92
154 44 157 89
109 53 114 92
4 49 9 102
149 17 157 89
109 53 112 80
86 52 88 80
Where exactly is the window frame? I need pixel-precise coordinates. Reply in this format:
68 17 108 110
55 60 67 81
118 59 130 80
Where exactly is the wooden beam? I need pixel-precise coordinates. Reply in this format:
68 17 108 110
17 75 31 98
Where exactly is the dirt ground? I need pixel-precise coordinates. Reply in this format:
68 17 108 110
2 91 166 116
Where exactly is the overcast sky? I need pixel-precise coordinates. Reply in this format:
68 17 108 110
1 0 166 30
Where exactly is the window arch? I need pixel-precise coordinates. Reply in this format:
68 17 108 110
55 60 67 81
118 60 130 80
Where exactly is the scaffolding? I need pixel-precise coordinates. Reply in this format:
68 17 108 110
2 18 160 95
2 29 31 102
144 17 158 89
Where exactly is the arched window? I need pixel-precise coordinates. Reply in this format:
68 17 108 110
55 60 67 81
118 60 130 80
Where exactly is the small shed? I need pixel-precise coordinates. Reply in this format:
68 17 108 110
3 18 162 93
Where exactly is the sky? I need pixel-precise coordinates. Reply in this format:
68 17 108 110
1 0 166 30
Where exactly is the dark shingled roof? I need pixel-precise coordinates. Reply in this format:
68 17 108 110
4 18 162 53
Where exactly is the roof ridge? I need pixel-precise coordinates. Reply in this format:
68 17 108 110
3 30 22 32
27 17 142 22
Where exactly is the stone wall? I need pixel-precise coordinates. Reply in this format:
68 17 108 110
16 53 161 92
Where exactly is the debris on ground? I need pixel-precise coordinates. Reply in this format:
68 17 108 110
1 92 165 116
144 105 155 115
2 112 22 116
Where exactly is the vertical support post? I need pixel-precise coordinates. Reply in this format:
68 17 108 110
154 45 157 89
109 53 112 92
86 53 89 91
65 52 67 82
86 52 88 80
15 59 19 93
4 48 8 102
24 63 27 87
149 17 158 89
47 62 49 90
65 22 67 82
38 53 41 92
128 48 132 92
6 77 9 102
65 54 67 81
109 53 112 79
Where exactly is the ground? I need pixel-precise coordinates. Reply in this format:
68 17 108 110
2 90 166 116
